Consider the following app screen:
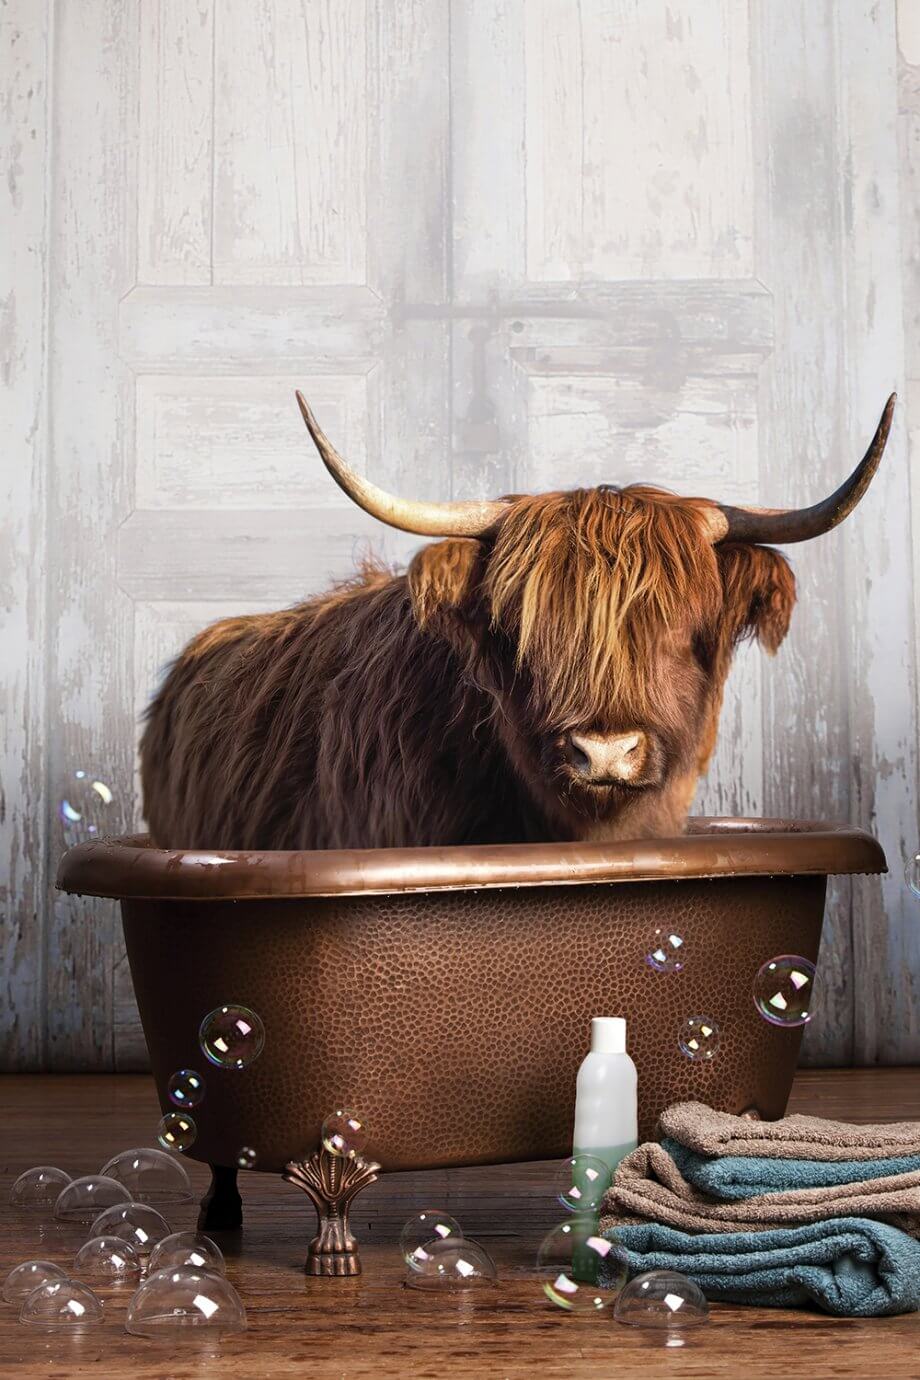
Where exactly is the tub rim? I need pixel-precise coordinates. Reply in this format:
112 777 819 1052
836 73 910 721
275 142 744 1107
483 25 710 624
55 818 886 902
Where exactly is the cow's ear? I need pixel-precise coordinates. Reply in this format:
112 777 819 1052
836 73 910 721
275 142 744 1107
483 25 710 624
717 543 796 654
408 538 486 648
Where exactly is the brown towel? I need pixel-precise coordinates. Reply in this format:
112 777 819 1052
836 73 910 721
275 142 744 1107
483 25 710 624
661 1101 920 1161
598 1141 920 1239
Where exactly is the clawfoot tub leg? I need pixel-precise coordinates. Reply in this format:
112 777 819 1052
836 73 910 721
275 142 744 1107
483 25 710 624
198 1164 243 1231
283 1146 381 1277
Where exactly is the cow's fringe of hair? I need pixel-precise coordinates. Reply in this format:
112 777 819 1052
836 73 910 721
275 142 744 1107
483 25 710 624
485 486 723 724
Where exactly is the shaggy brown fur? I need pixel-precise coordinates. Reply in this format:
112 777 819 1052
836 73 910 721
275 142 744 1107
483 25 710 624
141 486 795 850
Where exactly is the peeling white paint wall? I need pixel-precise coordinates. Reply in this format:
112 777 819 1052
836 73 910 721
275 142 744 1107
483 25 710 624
2 0 918 1069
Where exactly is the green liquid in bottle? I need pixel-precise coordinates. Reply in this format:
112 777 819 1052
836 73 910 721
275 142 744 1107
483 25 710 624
573 1139 637 1193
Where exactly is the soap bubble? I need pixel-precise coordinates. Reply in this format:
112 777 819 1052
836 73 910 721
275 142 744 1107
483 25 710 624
58 771 115 847
404 1238 497 1292
646 929 685 974
126 1267 247 1337
9 1166 72 1210
321 1109 368 1159
90 1202 170 1259
157 1112 197 1153
236 1146 257 1171
678 1016 720 1062
73 1235 142 1285
400 1210 463 1270
613 1269 709 1328
199 1004 265 1070
906 853 920 898
148 1231 226 1276
536 1220 628 1312
2 1260 68 1304
99 1147 192 1204
753 955 817 1028
54 1174 132 1223
554 1155 611 1214
19 1279 103 1330
167 1069 205 1109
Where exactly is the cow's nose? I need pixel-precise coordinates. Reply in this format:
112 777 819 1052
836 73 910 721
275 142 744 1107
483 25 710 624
568 731 648 783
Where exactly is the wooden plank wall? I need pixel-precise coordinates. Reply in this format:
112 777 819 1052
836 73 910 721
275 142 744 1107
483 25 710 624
1 0 918 1071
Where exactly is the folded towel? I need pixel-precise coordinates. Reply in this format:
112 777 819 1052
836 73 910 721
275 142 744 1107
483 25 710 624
603 1217 920 1316
664 1137 920 1200
661 1101 920 1161
598 1141 920 1237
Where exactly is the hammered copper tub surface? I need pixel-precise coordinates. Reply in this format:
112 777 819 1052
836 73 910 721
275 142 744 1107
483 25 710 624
57 819 885 1173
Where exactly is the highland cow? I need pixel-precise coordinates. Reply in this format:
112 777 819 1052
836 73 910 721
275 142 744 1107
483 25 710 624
140 393 895 851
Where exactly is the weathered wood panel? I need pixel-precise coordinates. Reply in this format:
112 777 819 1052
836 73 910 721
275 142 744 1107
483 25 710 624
751 0 855 1065
43 0 138 1069
524 0 754 281
4 0 919 1070
0 0 51 1068
840 2 918 1063
213 0 368 285
134 373 370 509
137 0 213 286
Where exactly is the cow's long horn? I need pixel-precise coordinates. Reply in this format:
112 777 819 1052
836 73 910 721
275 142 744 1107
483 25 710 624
295 391 507 537
706 394 896 545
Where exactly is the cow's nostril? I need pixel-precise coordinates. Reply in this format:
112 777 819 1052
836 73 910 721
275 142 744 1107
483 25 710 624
570 742 591 773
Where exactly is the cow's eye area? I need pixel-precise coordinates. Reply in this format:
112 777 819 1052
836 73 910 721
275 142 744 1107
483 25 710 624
691 631 715 672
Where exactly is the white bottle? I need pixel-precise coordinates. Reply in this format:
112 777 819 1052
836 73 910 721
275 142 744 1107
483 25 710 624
572 1017 638 1181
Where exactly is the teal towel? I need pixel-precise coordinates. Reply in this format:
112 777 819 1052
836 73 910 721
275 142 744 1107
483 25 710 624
663 1137 920 1200
606 1217 920 1317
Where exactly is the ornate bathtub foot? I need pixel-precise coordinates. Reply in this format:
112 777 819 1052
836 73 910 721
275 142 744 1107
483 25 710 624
283 1147 381 1277
197 1164 243 1231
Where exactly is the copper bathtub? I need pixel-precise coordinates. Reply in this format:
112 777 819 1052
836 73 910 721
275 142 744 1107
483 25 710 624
58 818 883 1167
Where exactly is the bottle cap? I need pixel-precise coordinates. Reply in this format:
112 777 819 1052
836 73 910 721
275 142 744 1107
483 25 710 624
590 1016 626 1054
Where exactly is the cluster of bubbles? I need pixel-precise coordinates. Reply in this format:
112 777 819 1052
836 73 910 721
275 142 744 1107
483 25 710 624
153 1001 266 1164
536 1152 708 1328
6 1151 245 1336
645 922 820 1061
400 1210 496 1292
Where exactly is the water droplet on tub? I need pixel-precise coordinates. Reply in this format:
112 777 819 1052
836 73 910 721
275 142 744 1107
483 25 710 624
678 1016 720 1062
321 1109 368 1159
400 1211 463 1270
752 955 816 1027
199 1005 265 1069
167 1069 205 1108
646 929 685 973
156 1113 197 1154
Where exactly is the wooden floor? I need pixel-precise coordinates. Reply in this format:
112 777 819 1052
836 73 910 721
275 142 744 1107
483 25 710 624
2 1070 920 1378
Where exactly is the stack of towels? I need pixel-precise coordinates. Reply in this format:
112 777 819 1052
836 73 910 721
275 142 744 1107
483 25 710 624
598 1102 920 1316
